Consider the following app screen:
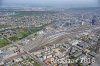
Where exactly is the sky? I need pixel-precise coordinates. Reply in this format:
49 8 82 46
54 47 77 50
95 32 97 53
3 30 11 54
0 0 100 8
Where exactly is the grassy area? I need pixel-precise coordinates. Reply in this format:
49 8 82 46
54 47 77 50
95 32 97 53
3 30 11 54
0 38 9 48
0 24 47 47
13 11 44 16
12 11 56 17
8 25 45 41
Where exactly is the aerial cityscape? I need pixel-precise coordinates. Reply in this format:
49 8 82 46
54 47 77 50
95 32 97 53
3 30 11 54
0 0 100 66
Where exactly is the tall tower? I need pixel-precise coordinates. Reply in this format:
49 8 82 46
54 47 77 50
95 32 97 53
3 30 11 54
91 16 96 25
81 15 85 25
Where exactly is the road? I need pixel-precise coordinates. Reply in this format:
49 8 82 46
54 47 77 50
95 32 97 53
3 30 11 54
1 25 100 66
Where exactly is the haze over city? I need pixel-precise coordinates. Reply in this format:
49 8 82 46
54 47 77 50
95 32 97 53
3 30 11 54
0 0 100 66
0 0 100 8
